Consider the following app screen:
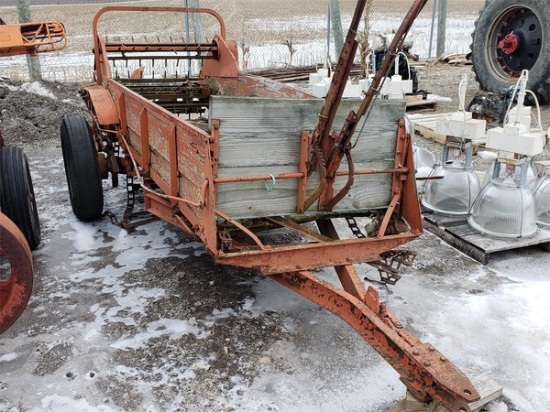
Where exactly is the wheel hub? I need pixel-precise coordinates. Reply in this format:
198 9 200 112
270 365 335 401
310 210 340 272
498 33 519 55
494 8 542 76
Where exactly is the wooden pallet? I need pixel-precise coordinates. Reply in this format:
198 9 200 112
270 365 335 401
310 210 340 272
408 112 448 143
405 98 438 112
407 112 487 150
423 212 550 264
389 373 502 412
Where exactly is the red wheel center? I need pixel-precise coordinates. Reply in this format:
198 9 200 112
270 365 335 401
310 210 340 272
498 33 520 54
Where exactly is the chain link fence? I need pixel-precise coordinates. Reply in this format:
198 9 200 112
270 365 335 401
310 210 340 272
0 0 484 82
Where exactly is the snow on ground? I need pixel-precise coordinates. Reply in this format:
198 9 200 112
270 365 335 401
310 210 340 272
1 64 550 411
5 82 57 99
0 136 549 412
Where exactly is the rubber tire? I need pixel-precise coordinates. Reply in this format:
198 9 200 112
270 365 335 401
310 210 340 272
471 0 550 104
0 146 41 251
60 115 104 221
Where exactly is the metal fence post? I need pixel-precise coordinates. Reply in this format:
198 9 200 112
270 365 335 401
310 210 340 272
327 2 332 65
436 0 447 57
428 0 437 58
187 0 203 42
329 0 344 59
15 0 42 81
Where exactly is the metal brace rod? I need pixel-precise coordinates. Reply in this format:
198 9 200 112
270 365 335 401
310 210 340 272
307 0 430 211
307 0 366 176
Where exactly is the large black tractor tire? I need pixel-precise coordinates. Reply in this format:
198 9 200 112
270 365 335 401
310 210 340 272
60 115 104 221
471 0 550 104
0 146 41 251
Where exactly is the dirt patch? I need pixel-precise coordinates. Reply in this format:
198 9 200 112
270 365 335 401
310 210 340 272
96 255 287 411
0 79 87 146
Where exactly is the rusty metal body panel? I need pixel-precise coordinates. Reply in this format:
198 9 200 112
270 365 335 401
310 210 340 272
77 4 481 411
0 213 33 334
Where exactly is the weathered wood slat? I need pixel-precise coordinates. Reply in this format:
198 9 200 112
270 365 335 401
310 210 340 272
404 99 437 112
148 110 173 161
215 164 300 217
210 96 404 167
211 96 405 218
215 163 393 218
408 111 487 151
422 217 488 264
125 97 145 156
407 112 448 144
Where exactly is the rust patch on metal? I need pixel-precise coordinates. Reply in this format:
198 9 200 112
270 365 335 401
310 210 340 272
0 213 33 334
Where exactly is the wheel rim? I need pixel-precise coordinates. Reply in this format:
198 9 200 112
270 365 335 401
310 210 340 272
486 6 542 81
0 213 33 334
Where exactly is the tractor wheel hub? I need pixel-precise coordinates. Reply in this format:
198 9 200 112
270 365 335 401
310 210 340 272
498 33 520 55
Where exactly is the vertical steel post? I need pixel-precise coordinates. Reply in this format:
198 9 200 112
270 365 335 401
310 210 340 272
15 0 42 81
436 0 447 57
188 0 203 42
428 0 437 58
184 0 191 77
329 0 344 58
326 1 331 65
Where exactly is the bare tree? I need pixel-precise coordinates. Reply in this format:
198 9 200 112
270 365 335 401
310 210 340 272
357 0 373 78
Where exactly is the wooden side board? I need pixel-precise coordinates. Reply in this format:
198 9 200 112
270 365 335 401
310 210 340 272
210 96 405 218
